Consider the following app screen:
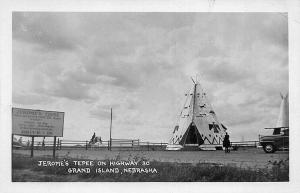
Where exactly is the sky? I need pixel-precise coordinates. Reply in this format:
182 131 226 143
12 12 288 142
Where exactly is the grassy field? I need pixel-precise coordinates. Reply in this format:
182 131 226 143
13 148 289 168
12 153 289 182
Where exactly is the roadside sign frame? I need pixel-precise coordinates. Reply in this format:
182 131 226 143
12 107 65 137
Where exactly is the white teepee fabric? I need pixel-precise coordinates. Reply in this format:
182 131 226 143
276 93 289 128
167 81 227 149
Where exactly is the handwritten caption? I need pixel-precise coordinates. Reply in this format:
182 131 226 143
37 160 158 174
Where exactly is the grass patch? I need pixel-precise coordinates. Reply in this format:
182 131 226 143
12 153 288 182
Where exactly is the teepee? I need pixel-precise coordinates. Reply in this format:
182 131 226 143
265 93 289 135
166 79 228 150
276 93 289 128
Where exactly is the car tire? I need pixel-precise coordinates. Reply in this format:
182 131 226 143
263 144 276 153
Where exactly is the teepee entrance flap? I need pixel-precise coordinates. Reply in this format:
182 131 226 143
179 122 204 145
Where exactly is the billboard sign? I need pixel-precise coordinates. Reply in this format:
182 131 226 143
12 108 64 137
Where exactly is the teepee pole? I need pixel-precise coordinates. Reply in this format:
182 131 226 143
191 77 195 84
192 82 197 123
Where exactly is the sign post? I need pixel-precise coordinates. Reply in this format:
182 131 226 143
53 136 57 158
30 136 34 158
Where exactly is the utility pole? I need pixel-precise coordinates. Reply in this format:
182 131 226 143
109 108 112 151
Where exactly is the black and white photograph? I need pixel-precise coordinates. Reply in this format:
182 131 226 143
1 0 300 192
11 11 289 182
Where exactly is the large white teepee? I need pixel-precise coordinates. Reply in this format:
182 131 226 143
276 93 289 128
166 79 228 151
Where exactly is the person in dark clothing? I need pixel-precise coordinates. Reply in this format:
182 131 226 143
223 132 231 153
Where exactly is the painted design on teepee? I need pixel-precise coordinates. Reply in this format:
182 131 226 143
168 80 227 147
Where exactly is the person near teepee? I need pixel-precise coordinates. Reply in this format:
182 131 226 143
223 133 231 153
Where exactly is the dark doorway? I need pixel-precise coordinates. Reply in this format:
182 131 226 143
181 123 204 145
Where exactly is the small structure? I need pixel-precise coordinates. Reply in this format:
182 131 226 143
166 78 228 151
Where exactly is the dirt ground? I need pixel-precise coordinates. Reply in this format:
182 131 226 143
13 147 288 169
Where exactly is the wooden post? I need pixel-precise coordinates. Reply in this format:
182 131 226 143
42 137 45 150
85 140 88 150
30 136 34 158
147 142 150 151
53 136 57 158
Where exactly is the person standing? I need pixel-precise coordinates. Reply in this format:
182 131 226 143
223 132 231 153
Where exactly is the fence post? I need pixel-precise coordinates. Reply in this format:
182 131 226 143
42 137 45 150
147 142 150 151
85 141 88 150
